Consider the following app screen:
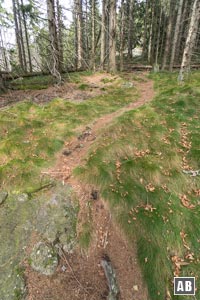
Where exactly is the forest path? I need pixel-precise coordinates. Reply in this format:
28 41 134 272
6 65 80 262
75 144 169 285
26 73 155 300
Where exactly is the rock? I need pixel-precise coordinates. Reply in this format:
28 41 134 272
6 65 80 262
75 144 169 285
0 191 8 205
17 193 29 202
30 242 58 276
62 149 72 156
91 190 98 200
121 81 134 88
101 256 119 300
35 185 78 253
133 285 139 291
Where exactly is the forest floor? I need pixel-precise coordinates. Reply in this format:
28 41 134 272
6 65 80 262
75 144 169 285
0 71 199 300
0 72 120 107
24 73 153 300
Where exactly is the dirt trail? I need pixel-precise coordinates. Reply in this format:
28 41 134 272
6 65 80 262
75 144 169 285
25 73 154 300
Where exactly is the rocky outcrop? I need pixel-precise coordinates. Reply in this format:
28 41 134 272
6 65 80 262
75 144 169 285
30 242 58 276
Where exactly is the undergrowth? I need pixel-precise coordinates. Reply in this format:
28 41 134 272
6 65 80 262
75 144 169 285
75 71 200 300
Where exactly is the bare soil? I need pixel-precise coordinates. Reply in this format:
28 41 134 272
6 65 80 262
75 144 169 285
0 73 117 108
24 72 154 300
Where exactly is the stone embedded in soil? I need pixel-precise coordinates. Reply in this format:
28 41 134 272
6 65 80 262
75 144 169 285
30 242 58 276
0 191 8 205
16 193 29 202
91 190 98 200
62 149 72 156
101 258 119 300
133 285 139 291
0 183 78 299
35 184 78 251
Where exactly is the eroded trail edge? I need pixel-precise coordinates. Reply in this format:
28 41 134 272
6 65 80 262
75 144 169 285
26 75 155 300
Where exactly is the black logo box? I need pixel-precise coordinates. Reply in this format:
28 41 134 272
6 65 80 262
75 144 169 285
174 277 195 295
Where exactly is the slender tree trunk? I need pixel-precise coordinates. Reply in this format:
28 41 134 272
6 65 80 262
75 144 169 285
108 0 116 72
169 0 184 71
56 0 64 71
16 0 27 72
85 0 89 63
12 0 24 71
91 0 95 70
127 0 134 59
0 29 8 71
119 0 125 71
47 0 61 82
159 13 167 62
175 0 188 63
100 0 106 69
155 6 162 67
148 0 154 63
161 1 173 70
21 0 32 73
179 0 200 81
142 0 149 58
0 73 5 92
75 0 84 69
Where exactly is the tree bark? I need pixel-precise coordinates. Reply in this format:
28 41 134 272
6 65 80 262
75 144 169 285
91 0 95 70
148 0 154 63
127 0 134 59
155 5 162 66
16 0 27 72
175 0 188 63
169 0 184 71
100 0 106 69
56 0 64 71
75 0 84 69
108 0 116 72
46 0 61 82
161 0 173 70
142 0 149 58
179 0 200 81
119 0 125 71
12 0 24 71
21 0 32 73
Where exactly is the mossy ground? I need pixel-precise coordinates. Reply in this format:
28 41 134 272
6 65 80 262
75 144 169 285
0 72 137 193
74 71 200 300
1 71 199 300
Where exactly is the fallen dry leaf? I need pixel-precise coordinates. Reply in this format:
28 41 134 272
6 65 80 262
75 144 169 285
179 194 195 209
146 183 155 192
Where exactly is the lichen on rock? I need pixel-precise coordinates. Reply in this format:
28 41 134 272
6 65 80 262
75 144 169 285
30 242 58 276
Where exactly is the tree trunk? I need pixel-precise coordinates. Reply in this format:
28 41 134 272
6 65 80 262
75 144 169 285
175 0 188 63
108 0 116 72
91 0 95 70
0 73 5 92
119 0 125 71
16 0 27 72
161 1 173 70
12 0 24 71
100 0 106 69
148 0 154 63
85 0 89 63
21 0 32 73
169 0 184 71
155 5 162 67
142 0 149 58
56 0 64 72
127 0 134 59
179 0 200 81
0 29 9 71
46 0 61 82
75 0 84 69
